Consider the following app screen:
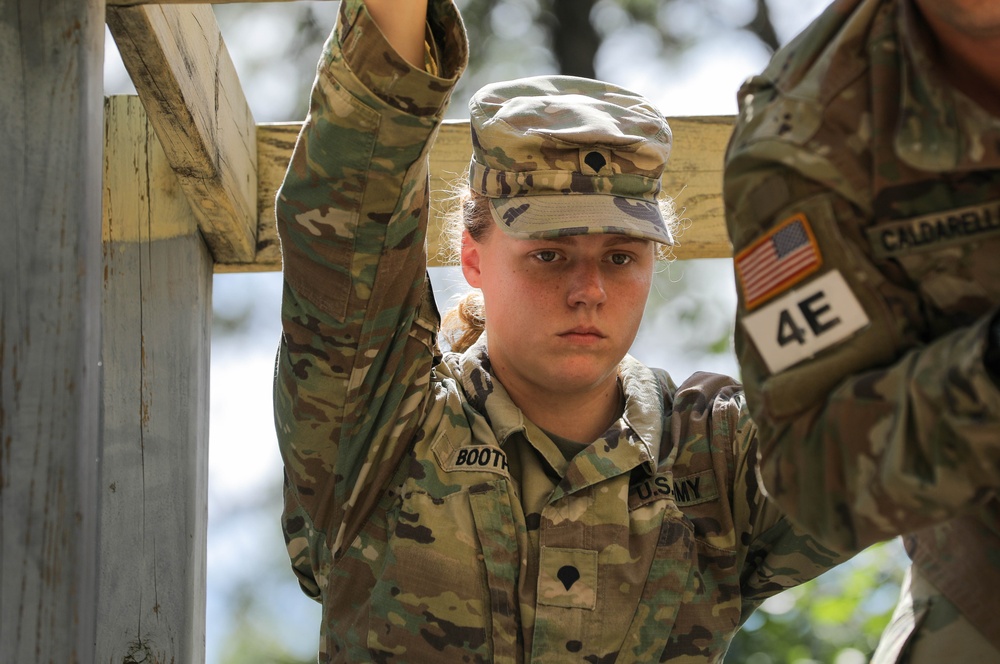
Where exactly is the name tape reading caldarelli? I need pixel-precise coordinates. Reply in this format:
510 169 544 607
867 201 1000 258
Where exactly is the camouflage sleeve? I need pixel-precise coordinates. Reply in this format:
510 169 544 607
724 143 1000 555
721 386 849 619
273 0 467 581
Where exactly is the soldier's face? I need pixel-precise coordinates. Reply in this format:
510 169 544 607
461 228 654 401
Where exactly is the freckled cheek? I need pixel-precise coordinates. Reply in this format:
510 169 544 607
513 271 565 302
611 274 652 306
487 275 556 326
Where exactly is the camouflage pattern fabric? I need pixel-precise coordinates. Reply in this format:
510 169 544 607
871 566 1000 661
723 0 1000 659
274 0 845 661
468 76 675 245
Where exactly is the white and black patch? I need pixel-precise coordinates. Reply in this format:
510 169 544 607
741 270 869 373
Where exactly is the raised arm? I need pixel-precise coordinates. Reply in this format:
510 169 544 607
273 0 467 597
365 0 429 68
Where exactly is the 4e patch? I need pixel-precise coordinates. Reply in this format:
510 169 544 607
741 270 869 373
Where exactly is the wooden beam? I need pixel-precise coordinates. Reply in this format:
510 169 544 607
219 115 735 273
98 96 211 664
107 3 258 263
1 1 105 661
656 115 735 258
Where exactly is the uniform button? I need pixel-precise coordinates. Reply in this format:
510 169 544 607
557 565 580 590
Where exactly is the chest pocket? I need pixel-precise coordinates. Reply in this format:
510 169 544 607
868 205 1000 331
908 244 1000 331
366 479 521 662
615 505 696 662
621 470 739 661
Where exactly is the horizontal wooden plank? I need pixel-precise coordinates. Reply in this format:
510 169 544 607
216 115 734 273
108 4 258 263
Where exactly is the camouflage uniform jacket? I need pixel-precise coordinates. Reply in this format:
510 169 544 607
274 1 842 661
724 0 1000 658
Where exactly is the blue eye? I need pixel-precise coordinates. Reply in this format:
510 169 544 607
534 250 559 263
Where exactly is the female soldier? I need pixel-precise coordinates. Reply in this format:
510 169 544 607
273 0 844 661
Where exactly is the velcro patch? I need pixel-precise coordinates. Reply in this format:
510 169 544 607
537 547 597 610
735 213 822 310
741 270 869 373
867 201 1000 258
442 445 510 476
580 147 611 175
628 470 719 510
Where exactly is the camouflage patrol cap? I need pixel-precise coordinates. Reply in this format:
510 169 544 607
468 75 674 245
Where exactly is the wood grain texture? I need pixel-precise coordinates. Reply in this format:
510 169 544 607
107 3 258 263
0 1 105 662
98 96 212 664
219 115 735 273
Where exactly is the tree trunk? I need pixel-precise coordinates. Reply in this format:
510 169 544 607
548 0 600 79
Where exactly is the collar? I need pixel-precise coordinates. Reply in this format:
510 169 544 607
457 339 663 487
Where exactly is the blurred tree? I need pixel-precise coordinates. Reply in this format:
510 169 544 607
547 0 600 78
450 0 792 116
729 540 905 662
566 0 782 70
213 0 800 122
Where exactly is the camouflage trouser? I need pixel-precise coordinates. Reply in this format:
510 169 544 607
872 566 1000 663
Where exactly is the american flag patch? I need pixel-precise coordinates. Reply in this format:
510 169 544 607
735 213 822 310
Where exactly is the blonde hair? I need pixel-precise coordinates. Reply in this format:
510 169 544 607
439 188 679 354
440 190 492 353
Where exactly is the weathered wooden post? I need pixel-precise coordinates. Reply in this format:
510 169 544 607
97 4 256 661
0 1 107 662
98 95 213 664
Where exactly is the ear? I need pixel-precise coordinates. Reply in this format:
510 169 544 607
460 230 483 288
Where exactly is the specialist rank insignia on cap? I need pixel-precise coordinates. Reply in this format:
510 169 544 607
735 213 822 310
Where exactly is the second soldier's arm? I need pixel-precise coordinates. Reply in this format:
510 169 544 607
725 384 850 619
724 154 1000 553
